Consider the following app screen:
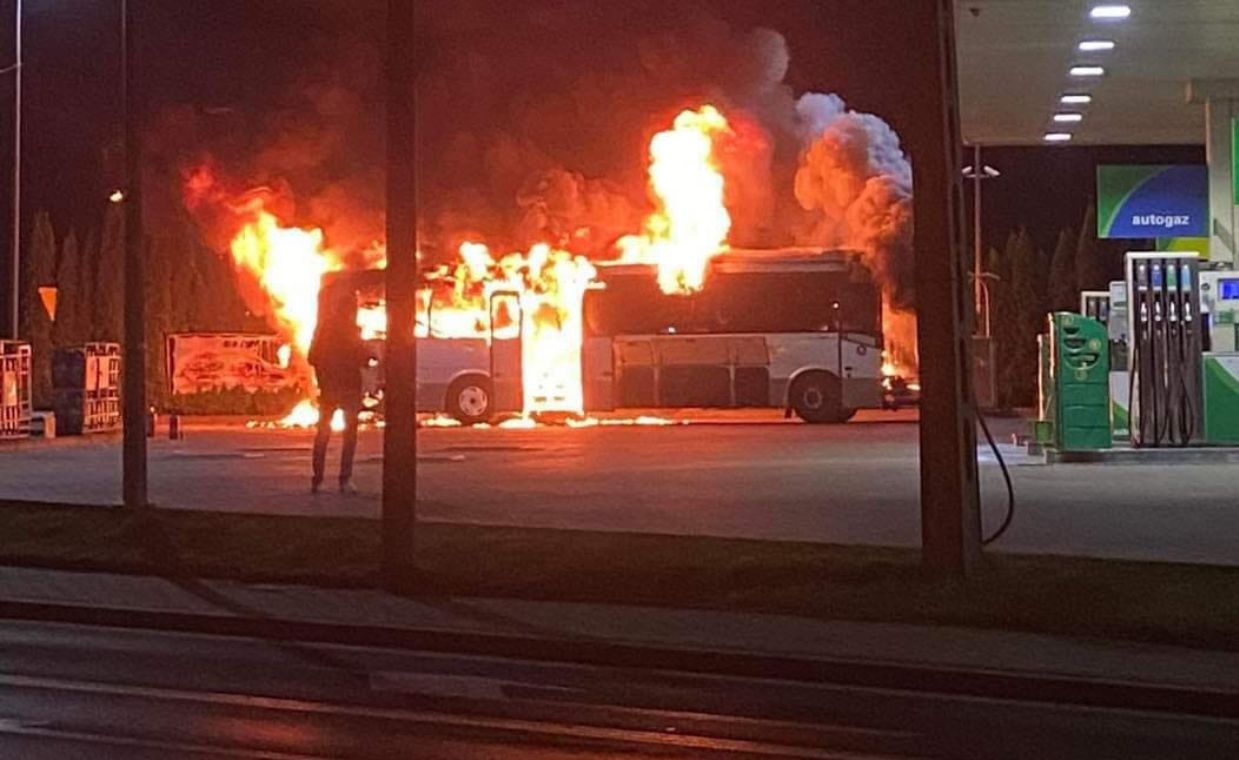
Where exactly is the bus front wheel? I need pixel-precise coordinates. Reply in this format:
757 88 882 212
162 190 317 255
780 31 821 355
789 372 852 424
446 375 494 425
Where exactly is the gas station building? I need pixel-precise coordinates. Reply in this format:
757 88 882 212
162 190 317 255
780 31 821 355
957 1 1239 449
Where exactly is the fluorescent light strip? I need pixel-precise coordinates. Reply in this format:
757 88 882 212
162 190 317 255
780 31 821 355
1089 5 1131 20
1070 65 1106 77
1078 40 1115 52
1053 113 1084 123
1044 132 1073 142
1060 94 1093 105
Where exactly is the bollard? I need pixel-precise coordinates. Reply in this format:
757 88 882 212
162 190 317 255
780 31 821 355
169 414 181 440
146 407 156 438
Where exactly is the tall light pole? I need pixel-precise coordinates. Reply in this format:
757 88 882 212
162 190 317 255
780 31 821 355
121 0 147 509
8 0 20 339
962 147 1000 412
962 145 1000 336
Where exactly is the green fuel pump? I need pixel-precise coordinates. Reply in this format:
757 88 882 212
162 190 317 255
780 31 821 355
1042 312 1111 451
1200 270 1239 443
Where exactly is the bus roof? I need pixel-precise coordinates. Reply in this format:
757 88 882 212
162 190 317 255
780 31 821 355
595 248 867 276
321 248 871 292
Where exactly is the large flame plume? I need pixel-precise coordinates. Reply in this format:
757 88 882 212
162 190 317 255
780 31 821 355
185 105 735 423
618 106 732 294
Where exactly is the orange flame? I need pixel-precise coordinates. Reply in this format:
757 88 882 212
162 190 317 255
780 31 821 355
188 104 736 424
229 209 341 355
618 105 732 294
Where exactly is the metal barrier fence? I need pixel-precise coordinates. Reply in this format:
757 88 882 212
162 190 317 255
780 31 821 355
1 341 33 440
53 342 122 435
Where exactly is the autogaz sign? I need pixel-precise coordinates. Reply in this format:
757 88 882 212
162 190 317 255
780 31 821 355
1097 165 1209 239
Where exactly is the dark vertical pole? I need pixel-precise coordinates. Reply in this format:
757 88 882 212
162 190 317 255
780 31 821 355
382 0 417 588
121 0 148 509
8 0 21 340
908 0 980 576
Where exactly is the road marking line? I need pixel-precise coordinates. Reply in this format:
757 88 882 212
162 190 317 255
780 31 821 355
368 670 912 741
0 717 332 760
0 673 920 759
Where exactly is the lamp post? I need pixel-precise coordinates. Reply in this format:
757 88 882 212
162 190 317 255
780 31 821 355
962 147 1000 412
7 0 20 339
962 145 1000 336
121 0 147 509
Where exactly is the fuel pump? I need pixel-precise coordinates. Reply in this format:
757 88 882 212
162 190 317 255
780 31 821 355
1079 291 1111 324
1198 271 1239 443
1124 252 1203 447
1106 280 1130 440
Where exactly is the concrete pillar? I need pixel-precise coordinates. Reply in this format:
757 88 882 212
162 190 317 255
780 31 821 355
1188 79 1239 267
907 0 982 576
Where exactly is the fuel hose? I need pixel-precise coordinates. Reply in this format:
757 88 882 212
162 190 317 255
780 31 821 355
978 409 1015 547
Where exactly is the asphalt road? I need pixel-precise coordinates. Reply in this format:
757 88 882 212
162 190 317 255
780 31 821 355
2 411 1239 564
3 618 1239 759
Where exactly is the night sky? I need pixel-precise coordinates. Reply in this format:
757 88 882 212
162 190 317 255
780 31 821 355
0 0 1210 287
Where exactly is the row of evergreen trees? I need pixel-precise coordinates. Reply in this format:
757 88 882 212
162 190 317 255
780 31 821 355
18 206 258 409
18 200 1122 414
987 205 1128 408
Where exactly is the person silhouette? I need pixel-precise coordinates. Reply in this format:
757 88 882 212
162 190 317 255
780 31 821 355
307 287 369 494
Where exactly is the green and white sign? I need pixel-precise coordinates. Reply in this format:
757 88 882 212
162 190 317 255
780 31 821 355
1233 118 1239 203
1156 237 1210 257
1204 354 1239 444
1097 165 1209 239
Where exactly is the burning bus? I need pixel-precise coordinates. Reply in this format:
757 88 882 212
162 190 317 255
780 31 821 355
325 245 885 424
183 101 916 426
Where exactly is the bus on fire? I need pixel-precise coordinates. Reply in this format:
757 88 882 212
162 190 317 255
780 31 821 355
322 247 888 424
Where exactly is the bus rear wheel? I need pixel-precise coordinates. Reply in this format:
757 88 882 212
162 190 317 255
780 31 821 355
446 375 494 425
789 372 853 424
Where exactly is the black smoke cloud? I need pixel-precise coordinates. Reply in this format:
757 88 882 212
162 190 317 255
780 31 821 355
165 0 914 309
415 0 914 303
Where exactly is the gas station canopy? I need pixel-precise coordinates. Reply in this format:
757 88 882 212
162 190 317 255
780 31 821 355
956 0 1239 146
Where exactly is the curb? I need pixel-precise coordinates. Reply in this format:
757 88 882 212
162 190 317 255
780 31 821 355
1047 447 1239 464
4 597 1239 719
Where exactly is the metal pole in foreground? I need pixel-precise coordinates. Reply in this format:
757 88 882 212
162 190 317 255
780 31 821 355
8 0 20 339
121 0 148 509
909 0 981 576
972 144 982 333
382 0 418 588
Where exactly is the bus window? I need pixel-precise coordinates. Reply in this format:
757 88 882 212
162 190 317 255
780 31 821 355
586 259 880 338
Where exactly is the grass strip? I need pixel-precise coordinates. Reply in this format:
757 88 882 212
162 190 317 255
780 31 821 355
3 500 1239 650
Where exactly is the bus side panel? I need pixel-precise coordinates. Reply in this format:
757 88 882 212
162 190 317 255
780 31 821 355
414 338 491 412
767 333 882 410
582 336 615 412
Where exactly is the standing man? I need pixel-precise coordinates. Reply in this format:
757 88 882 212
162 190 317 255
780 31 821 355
308 285 369 494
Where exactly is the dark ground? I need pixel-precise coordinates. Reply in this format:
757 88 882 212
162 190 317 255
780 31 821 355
2 410 1238 565
3 618 1238 759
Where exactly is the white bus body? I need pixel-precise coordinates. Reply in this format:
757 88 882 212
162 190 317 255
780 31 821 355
582 249 885 422
333 247 886 424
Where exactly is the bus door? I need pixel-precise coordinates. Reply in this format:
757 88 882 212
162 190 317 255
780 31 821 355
582 285 615 412
582 335 615 412
488 291 523 413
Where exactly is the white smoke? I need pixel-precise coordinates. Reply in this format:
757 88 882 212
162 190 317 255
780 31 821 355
790 89 917 368
792 97 914 300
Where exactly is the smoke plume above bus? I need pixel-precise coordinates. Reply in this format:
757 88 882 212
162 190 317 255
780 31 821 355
170 4 921 418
